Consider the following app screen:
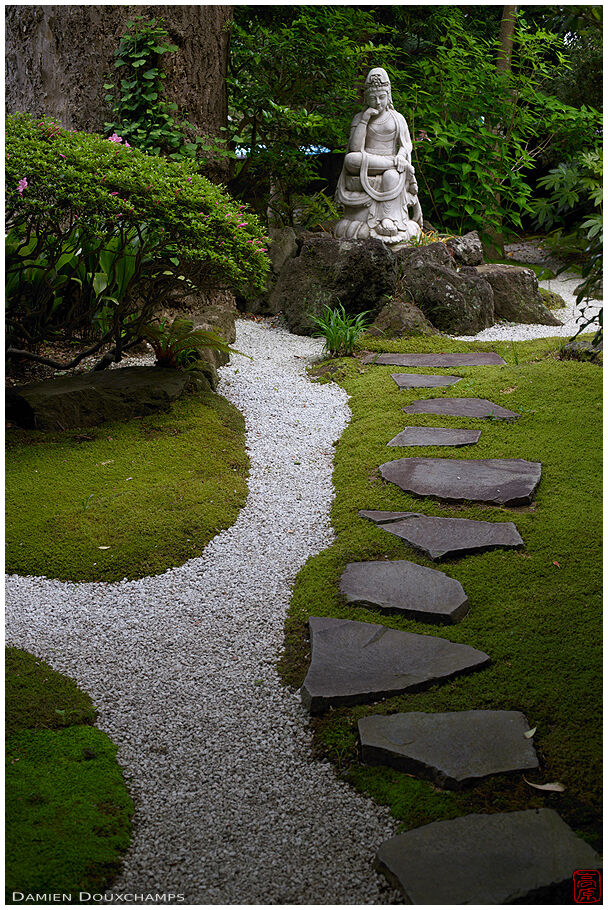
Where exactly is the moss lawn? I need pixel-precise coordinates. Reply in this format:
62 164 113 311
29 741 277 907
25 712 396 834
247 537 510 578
5 647 133 902
5 387 249 583
280 332 602 848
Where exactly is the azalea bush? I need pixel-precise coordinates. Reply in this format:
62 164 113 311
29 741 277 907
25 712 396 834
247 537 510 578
5 113 269 367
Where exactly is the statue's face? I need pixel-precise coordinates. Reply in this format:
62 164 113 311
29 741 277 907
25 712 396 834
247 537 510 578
366 89 389 112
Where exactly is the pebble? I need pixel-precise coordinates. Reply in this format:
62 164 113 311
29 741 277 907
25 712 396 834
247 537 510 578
5 320 401 905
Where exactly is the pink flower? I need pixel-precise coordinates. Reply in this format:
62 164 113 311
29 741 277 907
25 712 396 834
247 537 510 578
59 153 66 159
237 222 248 227
107 133 123 143
17 177 28 196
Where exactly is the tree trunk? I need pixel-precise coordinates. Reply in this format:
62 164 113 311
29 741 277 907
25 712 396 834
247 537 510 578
5 5 233 179
483 5 519 259
496 5 518 73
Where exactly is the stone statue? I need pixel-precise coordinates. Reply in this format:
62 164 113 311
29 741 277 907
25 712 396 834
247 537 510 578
334 68 423 244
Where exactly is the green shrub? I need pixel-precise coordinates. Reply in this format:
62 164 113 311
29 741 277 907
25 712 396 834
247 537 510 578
5 113 269 362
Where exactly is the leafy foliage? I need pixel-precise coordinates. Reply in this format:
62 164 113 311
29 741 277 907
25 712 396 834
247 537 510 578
227 6 394 222
394 11 601 237
309 304 372 356
139 317 238 369
5 114 269 362
104 15 230 164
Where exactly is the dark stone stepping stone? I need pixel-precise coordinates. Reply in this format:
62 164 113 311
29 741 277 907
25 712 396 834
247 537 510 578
375 809 602 905
301 617 490 714
359 510 524 560
380 457 541 506
403 397 519 420
359 710 539 788
362 351 506 366
387 427 481 447
391 373 462 389
340 560 468 624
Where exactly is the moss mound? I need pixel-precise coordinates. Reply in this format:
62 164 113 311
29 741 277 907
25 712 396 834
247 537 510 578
6 387 249 583
282 333 602 846
6 648 133 902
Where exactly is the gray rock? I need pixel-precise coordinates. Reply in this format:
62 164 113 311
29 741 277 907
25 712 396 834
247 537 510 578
380 457 542 506
540 286 567 310
359 510 524 560
387 427 481 447
245 227 298 315
5 366 197 431
396 245 494 334
340 560 469 624
301 617 490 714
361 352 506 366
359 710 538 788
444 230 484 266
375 809 602 904
391 373 462 389
475 263 562 325
403 396 519 419
367 298 436 338
269 234 399 335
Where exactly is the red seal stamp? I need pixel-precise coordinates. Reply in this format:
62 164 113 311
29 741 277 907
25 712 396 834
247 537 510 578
573 869 601 904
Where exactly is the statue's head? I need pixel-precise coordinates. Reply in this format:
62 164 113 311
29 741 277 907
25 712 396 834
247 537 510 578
364 68 393 109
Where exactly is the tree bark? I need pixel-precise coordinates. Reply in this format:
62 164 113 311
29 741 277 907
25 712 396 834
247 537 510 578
496 5 518 73
5 5 233 178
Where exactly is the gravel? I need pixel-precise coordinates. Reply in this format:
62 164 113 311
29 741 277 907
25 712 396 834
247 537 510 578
5 319 401 905
453 272 602 343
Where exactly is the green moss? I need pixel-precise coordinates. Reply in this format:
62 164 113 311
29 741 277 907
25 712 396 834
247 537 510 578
6 388 249 583
5 649 133 902
283 333 602 843
5 647 97 738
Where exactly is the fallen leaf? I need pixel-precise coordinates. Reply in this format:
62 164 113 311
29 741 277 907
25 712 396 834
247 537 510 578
500 387 517 394
524 727 537 738
98 546 110 550
524 776 565 792
552 560 561 568
100 460 114 466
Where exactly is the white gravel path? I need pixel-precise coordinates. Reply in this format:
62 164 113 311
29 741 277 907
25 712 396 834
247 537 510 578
453 272 602 342
5 320 401 905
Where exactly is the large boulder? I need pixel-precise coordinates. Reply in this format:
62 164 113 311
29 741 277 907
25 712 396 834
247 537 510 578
368 299 436 338
269 233 399 334
475 264 562 325
396 245 494 335
244 226 298 315
444 231 484 266
6 366 204 431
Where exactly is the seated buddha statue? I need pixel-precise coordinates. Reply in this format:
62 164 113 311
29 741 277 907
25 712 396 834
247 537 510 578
334 68 423 244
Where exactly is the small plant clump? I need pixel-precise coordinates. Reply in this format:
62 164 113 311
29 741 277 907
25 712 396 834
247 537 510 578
309 304 372 356
139 317 239 370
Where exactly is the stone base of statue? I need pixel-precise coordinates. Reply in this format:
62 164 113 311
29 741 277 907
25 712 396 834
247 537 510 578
334 209 422 244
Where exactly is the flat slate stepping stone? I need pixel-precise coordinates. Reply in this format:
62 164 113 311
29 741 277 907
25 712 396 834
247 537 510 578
403 396 519 419
340 560 468 624
387 426 481 447
358 710 539 788
391 373 462 389
362 351 506 366
301 617 490 714
375 809 602 905
380 457 541 506
359 510 524 560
